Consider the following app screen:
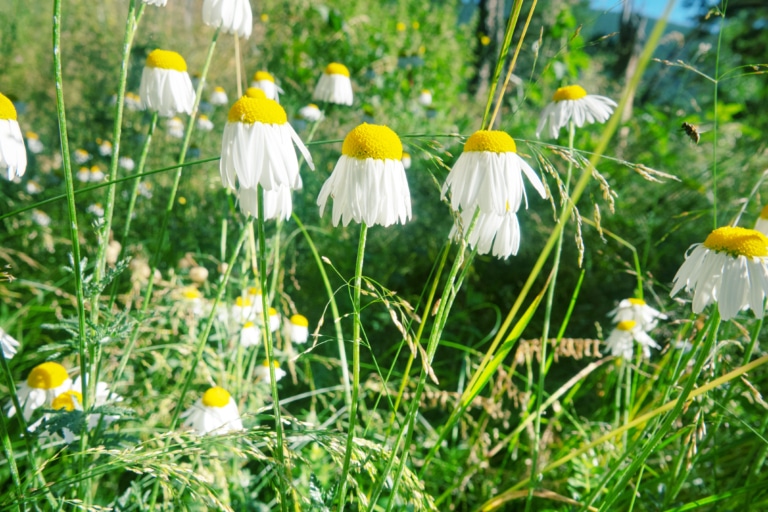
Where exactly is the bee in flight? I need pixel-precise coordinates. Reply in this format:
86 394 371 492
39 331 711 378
681 122 701 144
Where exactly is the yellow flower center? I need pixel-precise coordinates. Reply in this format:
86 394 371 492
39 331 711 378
341 123 403 161
245 87 267 100
480 35 491 46
90 166 101 173
199 114 209 121
760 204 768 220
145 49 188 72
253 71 275 83
247 286 260 295
628 298 646 306
236 296 252 307
703 226 768 258
617 320 637 332
202 386 231 408
0 92 17 121
182 287 202 300
262 359 280 368
242 321 255 329
227 96 287 125
290 314 308 327
52 390 83 411
26 131 39 139
553 85 588 102
396 22 406 31
412 21 420 30
464 130 517 154
260 13 269 22
307 103 319 110
26 362 69 390
214 86 225 93
325 62 350 77
268 307 278 316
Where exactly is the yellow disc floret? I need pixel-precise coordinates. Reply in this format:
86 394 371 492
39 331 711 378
628 298 646 306
253 71 275 82
290 314 309 327
245 88 267 100
617 320 637 332
325 63 350 77
202 386 231 408
145 49 188 72
262 359 280 368
703 226 768 258
342 123 403 161
464 130 517 154
235 296 252 307
182 287 202 300
0 92 18 121
52 390 83 411
553 85 588 102
27 362 69 390
243 321 255 329
228 96 287 125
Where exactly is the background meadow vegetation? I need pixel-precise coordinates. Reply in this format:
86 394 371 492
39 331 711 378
2 0 768 510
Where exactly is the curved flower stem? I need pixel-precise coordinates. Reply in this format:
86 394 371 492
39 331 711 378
524 119 575 511
336 222 368 510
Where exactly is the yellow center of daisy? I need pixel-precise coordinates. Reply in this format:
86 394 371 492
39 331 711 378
26 362 69 390
236 296 252 307
247 286 260 295
52 390 83 411
464 130 517 154
307 103 319 110
325 63 350 77
760 204 768 220
703 226 768 258
268 307 278 316
262 359 280 368
553 85 588 102
145 49 188 72
628 298 646 306
182 287 202 300
243 321 255 329
253 71 275 82
0 93 17 121
341 123 403 161
26 131 39 139
214 86 225 93
617 320 637 332
227 96 287 125
202 386 231 408
290 314 308 327
245 87 267 100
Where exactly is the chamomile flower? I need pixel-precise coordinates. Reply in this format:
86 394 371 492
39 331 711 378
98 139 112 157
76 167 90 182
238 185 293 220
231 296 257 323
442 130 546 216
25 131 44 154
250 71 282 102
202 0 253 39
240 321 261 347
119 156 135 171
196 114 214 132
605 320 660 360
72 375 123 429
89 165 105 182
317 123 411 227
313 63 354 106
298 103 322 122
124 92 142 111
754 204 768 236
180 286 205 317
609 298 667 331
244 87 267 100
401 152 411 169
87 203 105 217
181 386 244 436
670 226 768 320
7 362 73 421
0 92 26 180
418 89 432 107
25 180 43 194
139 49 196 117
32 209 51 227
220 95 314 192
142 0 167 5
254 360 286 384
245 287 264 314
209 86 228 106
1 327 20 359
267 307 280 332
74 148 91 165
536 85 617 139
286 314 309 344
166 116 185 138
451 207 522 259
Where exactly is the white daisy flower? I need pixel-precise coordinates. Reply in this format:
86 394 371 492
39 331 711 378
1 327 20 359
139 49 196 117
536 85 617 139
250 71 283 102
166 116 185 139
87 203 105 217
754 204 768 236
32 209 51 227
142 0 167 5
609 298 667 331
73 148 91 165
72 375 123 430
254 360 286 384
286 314 309 344
98 139 112 157
119 156 135 171
25 180 43 194
202 0 253 39
401 152 412 169
196 114 214 132
231 296 257 323
209 86 228 106
76 167 90 183
267 307 280 333
312 63 354 106
244 87 267 100
124 92 142 111
0 92 26 180
138 182 153 198
240 321 261 347
181 386 244 436
605 320 660 360
7 362 73 421
418 89 432 107
180 286 205 317
671 226 768 321
298 103 323 122
245 287 264 314
89 165 105 182
451 207 522 259
25 131 44 154
238 185 293 221
442 130 546 216
317 123 411 227
219 94 314 192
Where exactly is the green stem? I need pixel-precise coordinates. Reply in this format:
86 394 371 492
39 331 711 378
336 222 368 510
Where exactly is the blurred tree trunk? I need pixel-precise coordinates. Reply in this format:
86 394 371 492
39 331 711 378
471 0 506 104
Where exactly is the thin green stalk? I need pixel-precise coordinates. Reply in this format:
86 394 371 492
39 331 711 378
291 213 351 407
257 188 288 511
0 377 22 511
336 222 368 510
